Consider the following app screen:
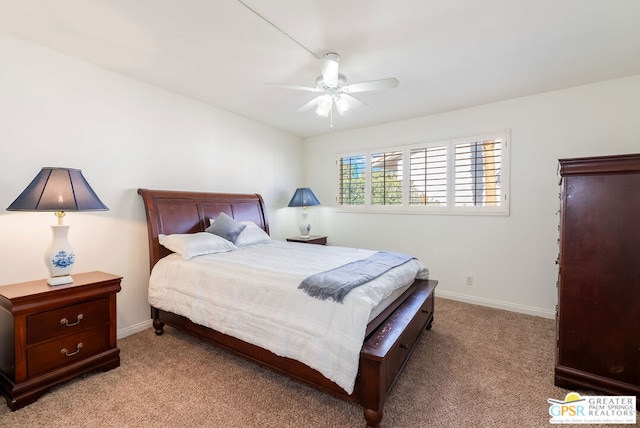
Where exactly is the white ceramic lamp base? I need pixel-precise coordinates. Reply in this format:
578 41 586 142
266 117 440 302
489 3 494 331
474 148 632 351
46 225 75 286
298 210 311 238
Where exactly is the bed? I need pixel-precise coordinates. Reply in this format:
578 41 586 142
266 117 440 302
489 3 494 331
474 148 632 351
138 188 437 427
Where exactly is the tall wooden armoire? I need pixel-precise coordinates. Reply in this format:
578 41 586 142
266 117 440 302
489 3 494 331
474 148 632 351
555 153 640 402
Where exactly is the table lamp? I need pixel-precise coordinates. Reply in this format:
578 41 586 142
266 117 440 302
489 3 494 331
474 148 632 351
287 188 320 238
7 167 109 285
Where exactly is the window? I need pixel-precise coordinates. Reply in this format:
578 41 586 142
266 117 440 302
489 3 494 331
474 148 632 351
409 145 447 206
337 130 509 215
338 155 365 205
453 140 502 207
371 151 402 205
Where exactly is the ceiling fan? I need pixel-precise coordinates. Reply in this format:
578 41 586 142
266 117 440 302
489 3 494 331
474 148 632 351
268 53 399 126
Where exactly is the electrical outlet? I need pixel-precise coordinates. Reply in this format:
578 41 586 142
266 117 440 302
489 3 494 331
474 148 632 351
466 276 473 286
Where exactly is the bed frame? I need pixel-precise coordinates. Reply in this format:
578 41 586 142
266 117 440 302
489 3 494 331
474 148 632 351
138 188 437 427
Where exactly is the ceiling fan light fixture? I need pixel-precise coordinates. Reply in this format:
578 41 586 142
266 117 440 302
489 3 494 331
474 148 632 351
335 96 349 115
316 95 332 117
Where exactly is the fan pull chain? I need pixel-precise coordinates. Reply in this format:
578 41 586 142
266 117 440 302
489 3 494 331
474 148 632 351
330 106 334 129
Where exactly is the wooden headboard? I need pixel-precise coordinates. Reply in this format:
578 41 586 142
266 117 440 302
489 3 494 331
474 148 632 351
137 189 269 270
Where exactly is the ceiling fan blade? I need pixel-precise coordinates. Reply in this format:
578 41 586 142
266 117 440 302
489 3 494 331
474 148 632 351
266 83 321 93
341 94 368 109
341 77 399 93
297 96 321 112
321 53 340 88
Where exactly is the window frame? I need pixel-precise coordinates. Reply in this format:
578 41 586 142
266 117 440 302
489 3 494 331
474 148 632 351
336 129 510 216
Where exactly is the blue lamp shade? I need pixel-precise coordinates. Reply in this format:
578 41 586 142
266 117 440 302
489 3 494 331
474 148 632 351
7 167 108 212
287 188 321 208
7 167 108 286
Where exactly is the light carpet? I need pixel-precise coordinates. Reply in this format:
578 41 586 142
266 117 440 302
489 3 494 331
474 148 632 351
1 297 636 427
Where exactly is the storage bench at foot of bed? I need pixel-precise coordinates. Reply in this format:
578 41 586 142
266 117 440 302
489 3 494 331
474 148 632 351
358 279 436 427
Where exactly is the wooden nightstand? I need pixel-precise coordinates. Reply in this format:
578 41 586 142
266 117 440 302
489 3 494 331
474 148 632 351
286 235 327 245
0 271 122 411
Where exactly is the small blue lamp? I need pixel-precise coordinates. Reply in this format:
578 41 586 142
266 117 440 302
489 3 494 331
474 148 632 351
287 188 320 238
7 167 108 285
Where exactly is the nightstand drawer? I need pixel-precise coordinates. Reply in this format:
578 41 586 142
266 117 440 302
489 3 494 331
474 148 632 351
27 324 110 378
27 298 110 344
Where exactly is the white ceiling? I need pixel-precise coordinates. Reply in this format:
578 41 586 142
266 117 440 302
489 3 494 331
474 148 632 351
1 0 640 138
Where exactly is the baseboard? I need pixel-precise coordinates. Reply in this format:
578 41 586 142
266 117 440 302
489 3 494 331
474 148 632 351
117 319 153 339
436 290 555 319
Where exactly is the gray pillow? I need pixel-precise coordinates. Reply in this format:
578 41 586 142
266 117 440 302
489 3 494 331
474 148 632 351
205 212 247 244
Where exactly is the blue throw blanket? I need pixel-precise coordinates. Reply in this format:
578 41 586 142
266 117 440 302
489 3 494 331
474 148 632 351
298 251 415 303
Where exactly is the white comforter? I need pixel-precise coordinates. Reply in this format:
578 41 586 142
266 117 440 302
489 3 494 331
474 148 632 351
148 240 429 394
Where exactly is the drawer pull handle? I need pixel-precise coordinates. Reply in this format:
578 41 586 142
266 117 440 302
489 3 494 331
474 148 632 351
400 343 409 350
60 314 84 327
421 309 429 314
61 342 83 357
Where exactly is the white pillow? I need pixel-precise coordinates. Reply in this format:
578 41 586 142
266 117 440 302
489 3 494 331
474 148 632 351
234 222 272 247
208 219 272 247
159 232 236 259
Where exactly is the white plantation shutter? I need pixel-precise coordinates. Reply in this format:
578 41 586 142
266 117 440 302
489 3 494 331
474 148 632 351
371 151 402 205
454 140 502 207
338 155 366 205
409 145 447 206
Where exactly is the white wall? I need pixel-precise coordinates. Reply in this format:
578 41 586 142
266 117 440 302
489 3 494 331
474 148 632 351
0 34 303 337
303 75 640 318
